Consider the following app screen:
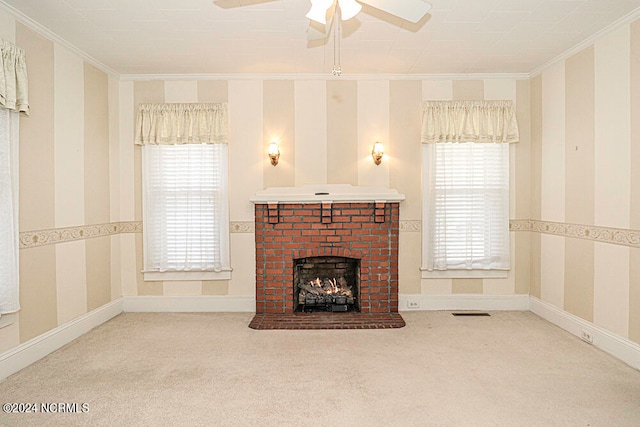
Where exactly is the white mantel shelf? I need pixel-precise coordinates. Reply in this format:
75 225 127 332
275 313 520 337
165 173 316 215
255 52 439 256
249 184 405 204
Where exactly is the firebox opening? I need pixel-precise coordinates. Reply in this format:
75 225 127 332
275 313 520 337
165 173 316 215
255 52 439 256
293 256 360 313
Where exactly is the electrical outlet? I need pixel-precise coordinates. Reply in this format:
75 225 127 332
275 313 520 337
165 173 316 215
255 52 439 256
580 330 593 344
407 300 420 309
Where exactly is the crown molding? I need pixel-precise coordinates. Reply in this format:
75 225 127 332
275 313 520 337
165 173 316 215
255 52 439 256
119 72 530 81
529 5 640 78
0 0 120 78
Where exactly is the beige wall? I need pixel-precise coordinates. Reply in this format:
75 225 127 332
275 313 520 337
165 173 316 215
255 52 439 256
117 76 531 300
532 19 640 345
630 20 640 345
0 11 117 355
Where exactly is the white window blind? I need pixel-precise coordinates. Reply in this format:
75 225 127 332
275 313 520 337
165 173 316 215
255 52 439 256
142 143 230 274
423 142 510 272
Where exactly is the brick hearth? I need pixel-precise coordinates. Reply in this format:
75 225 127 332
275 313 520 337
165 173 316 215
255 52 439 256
250 191 404 329
249 312 406 330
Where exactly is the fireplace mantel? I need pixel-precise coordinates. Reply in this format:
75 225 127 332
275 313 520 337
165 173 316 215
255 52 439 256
250 184 405 204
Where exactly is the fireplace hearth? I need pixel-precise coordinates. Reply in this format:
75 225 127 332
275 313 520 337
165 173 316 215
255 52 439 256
249 185 406 330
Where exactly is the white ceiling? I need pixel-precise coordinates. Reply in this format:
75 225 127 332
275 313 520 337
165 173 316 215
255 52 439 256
3 0 640 76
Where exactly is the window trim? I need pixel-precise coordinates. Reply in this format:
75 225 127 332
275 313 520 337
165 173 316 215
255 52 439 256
421 143 511 279
420 269 508 280
143 270 232 282
141 143 231 282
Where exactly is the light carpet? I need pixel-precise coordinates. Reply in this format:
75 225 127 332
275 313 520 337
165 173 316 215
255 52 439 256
0 311 639 426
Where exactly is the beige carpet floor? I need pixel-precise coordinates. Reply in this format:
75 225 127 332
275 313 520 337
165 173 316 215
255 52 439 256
0 311 639 426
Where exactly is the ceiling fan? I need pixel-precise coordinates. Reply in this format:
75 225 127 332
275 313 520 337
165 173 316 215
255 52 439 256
212 0 432 75
213 0 432 41
306 0 432 40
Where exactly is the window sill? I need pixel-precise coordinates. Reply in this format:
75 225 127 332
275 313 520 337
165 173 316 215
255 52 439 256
421 269 508 279
0 313 16 329
143 270 232 282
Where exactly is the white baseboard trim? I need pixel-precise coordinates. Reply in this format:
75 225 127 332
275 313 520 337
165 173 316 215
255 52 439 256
122 295 256 313
530 296 640 371
0 298 123 381
399 294 530 311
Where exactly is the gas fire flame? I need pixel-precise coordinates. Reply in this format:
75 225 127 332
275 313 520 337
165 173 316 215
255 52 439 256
310 277 341 295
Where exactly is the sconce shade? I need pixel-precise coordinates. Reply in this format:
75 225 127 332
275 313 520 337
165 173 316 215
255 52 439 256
372 142 384 165
268 141 280 166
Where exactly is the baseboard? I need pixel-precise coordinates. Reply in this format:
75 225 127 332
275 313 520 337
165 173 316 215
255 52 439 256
530 296 640 371
399 293 530 311
122 295 256 313
0 298 123 381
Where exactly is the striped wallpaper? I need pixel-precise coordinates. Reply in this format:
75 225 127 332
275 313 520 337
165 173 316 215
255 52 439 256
531 22 640 344
1 8 639 358
0 21 117 354
115 77 532 300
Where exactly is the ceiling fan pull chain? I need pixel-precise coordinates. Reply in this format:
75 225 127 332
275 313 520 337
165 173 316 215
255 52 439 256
332 4 342 76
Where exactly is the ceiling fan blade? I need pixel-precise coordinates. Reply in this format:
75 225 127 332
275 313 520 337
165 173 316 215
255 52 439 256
307 24 330 41
359 0 431 23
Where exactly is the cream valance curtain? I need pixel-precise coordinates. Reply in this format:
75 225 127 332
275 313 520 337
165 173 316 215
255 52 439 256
135 103 228 145
421 100 518 144
0 39 29 114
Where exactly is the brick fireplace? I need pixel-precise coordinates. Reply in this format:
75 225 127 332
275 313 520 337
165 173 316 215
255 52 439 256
249 185 406 330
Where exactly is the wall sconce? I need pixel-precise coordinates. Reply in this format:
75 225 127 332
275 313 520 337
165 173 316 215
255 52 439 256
268 140 280 166
371 142 384 165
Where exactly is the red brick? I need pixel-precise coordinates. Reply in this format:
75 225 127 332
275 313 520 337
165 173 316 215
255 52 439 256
351 216 370 223
342 223 362 229
254 201 400 316
342 209 361 215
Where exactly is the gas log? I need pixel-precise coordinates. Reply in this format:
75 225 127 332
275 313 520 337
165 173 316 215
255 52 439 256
297 277 355 308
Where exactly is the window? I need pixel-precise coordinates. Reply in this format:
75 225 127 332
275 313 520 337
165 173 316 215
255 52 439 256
0 109 20 315
0 38 27 317
142 143 230 281
421 142 510 278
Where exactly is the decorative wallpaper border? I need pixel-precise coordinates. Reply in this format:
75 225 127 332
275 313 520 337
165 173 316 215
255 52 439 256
399 220 422 232
230 221 255 233
20 219 639 249
20 220 256 249
527 220 640 248
20 221 142 249
400 219 640 248
509 219 532 232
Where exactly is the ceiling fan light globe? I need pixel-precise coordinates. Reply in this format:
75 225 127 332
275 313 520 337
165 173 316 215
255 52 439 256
306 0 335 25
338 0 362 20
305 6 326 24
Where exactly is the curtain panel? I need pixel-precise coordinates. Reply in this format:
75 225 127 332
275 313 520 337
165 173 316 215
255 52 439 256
421 100 518 144
0 109 20 314
135 103 228 146
0 39 29 114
